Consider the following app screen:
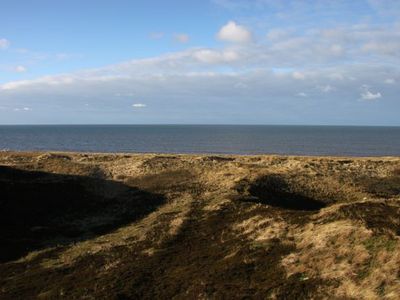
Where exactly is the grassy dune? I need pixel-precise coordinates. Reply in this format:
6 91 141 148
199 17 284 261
1 152 400 299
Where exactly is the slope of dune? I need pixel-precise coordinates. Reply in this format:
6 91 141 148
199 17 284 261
1 152 400 299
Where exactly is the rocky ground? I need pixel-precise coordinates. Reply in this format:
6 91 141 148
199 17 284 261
0 152 400 299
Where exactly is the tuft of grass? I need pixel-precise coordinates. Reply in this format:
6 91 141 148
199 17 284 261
299 273 309 281
376 282 386 297
363 236 397 253
358 236 397 280
249 240 271 250
357 259 375 280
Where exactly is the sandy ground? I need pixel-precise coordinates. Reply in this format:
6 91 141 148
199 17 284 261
0 151 400 299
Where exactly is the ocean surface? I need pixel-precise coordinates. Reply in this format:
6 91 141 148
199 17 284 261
0 125 400 156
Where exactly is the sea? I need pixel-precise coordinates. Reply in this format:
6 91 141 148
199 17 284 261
0 125 400 156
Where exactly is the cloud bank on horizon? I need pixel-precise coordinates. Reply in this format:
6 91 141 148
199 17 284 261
0 0 399 125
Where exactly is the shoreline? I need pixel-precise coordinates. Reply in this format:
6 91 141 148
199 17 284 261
1 150 400 160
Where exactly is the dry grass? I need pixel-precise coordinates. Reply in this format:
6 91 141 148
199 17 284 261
281 215 400 298
392 167 400 177
233 215 287 242
1 151 400 299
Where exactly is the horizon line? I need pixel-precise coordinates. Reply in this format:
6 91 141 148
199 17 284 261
1 123 400 127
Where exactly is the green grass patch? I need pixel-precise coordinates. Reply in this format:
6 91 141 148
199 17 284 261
358 236 397 281
363 236 397 254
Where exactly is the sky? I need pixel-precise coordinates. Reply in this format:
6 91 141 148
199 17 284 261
0 0 399 125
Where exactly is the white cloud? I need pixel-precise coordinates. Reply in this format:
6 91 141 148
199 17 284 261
14 107 32 111
132 103 146 108
0 75 76 90
2 3 400 125
217 21 252 43
292 71 306 80
360 86 382 100
14 66 27 73
328 73 345 81
0 18 398 124
174 33 190 43
317 85 335 93
192 49 239 63
234 81 248 89
297 92 308 97
0 38 10 49
0 60 398 125
384 78 395 84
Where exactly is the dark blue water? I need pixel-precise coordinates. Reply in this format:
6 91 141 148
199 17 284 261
0 125 399 156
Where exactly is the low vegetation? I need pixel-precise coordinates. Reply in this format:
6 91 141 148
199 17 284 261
0 152 399 299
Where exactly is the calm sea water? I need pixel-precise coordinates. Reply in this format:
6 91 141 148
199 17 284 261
0 125 399 156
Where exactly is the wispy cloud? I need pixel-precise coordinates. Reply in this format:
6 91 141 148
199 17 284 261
317 85 335 93
192 49 239 64
132 103 146 108
297 92 308 97
174 33 190 43
14 66 27 73
292 72 306 80
13 107 32 112
0 38 10 49
384 78 395 84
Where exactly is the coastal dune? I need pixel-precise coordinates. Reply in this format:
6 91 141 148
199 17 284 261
1 152 400 299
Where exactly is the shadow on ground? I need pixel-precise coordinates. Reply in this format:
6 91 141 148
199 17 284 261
356 175 400 198
241 174 327 211
0 166 166 262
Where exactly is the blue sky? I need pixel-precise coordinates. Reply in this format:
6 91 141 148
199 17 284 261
0 0 399 125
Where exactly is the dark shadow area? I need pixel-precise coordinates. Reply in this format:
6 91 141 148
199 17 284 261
242 174 326 211
356 175 400 198
0 166 166 262
332 202 400 236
